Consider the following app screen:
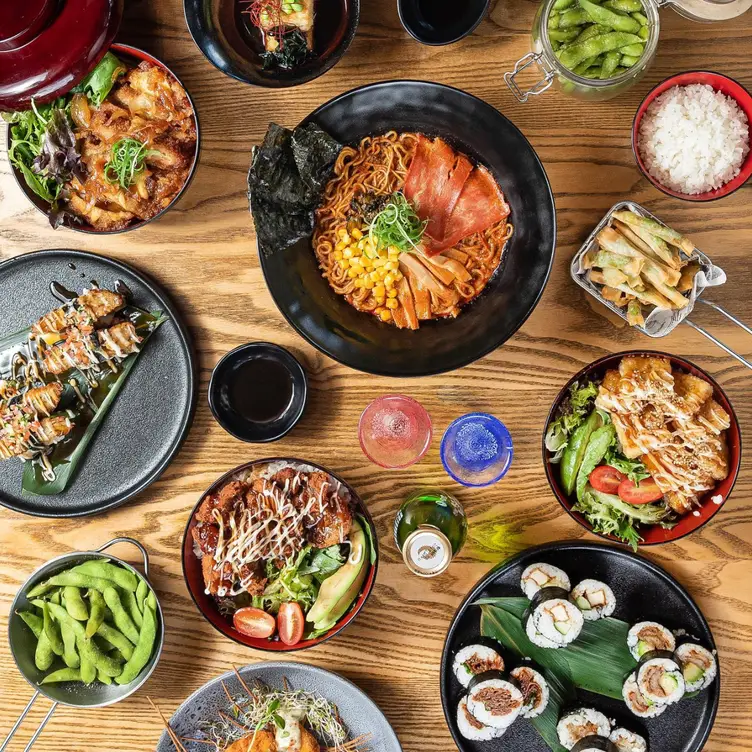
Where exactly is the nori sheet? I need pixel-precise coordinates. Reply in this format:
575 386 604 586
248 122 343 257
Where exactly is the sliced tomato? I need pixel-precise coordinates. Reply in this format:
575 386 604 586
589 465 626 494
233 607 276 639
617 477 664 504
277 602 305 646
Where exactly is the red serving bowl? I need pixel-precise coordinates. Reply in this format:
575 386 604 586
543 351 741 546
632 71 752 202
182 458 378 652
7 43 200 234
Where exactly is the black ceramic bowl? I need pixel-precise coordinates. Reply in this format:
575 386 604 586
208 342 307 442
184 0 360 89
256 81 556 377
7 43 200 235
398 0 490 45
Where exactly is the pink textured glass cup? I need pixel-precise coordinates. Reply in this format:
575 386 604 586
358 395 433 469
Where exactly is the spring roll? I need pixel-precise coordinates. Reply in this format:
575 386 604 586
611 210 695 255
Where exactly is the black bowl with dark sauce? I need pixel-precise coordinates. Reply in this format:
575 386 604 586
208 342 307 442
398 0 490 46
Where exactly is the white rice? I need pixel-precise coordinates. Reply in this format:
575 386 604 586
456 696 506 741
521 562 571 599
610 727 648 752
452 645 504 688
638 83 750 195
622 671 666 719
557 708 612 750
466 678 524 728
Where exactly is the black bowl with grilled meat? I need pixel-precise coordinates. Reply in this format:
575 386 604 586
6 43 200 234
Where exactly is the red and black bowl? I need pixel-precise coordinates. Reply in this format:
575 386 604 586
182 458 378 651
7 43 201 234
543 351 741 546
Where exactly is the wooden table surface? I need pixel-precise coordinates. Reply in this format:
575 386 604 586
1 0 751 750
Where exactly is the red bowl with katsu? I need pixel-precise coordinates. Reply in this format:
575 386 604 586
543 351 741 547
182 458 378 651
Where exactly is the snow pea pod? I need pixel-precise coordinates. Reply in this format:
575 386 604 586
103 587 140 644
86 589 106 638
40 668 82 684
72 561 138 592
116 603 157 685
42 602 64 657
96 623 135 660
559 31 642 68
579 0 641 32
17 611 43 638
63 586 89 621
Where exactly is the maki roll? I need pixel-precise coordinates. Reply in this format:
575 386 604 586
674 643 717 692
610 728 648 752
526 615 563 649
466 673 524 729
529 587 584 647
571 739 618 752
521 562 571 599
557 708 612 750
637 654 685 706
627 621 676 660
453 645 505 688
511 665 550 719
570 580 616 621
622 671 666 718
456 696 506 741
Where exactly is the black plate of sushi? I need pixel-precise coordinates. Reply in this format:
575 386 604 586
440 541 719 752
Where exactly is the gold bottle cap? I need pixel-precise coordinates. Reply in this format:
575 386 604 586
402 525 453 577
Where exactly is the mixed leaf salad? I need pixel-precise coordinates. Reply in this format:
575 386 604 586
546 380 675 550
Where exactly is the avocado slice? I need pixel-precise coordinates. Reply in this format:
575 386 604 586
561 410 603 496
684 663 704 683
575 596 592 610
636 640 651 657
307 519 368 628
659 673 679 694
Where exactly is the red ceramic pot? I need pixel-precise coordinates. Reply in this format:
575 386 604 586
182 458 378 652
632 71 752 202
543 351 741 546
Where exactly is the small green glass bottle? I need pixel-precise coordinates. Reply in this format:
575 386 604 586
394 490 468 576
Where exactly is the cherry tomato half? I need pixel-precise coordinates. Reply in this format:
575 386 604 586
233 607 276 639
589 465 626 495
617 477 664 505
277 602 305 646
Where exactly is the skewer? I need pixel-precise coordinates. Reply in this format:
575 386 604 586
148 697 189 752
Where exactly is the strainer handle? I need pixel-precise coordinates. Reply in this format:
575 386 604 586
97 537 150 577
0 692 58 752
684 319 752 371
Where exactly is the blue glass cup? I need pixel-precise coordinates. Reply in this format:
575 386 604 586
440 412 514 487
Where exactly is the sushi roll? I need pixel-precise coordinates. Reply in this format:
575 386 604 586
627 622 676 660
637 654 685 706
466 673 524 729
526 614 563 649
529 587 584 647
521 562 571 599
610 728 648 752
571 739 619 752
674 643 717 692
570 580 616 621
557 708 612 750
456 696 506 741
453 645 505 688
511 666 550 719
622 671 666 718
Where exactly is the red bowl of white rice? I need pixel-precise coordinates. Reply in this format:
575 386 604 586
632 71 752 201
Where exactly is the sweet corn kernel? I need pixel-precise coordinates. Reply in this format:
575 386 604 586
372 257 386 268
385 298 399 310
394 271 404 281
347 268 359 279
333 250 343 261
353 279 364 289
337 227 348 239
384 261 398 271
373 284 386 297
364 242 376 255
364 262 374 272
335 240 347 252
357 239 366 251
364 279 375 290
387 289 398 298
343 248 354 259
351 227 363 240
340 259 350 270
374 306 384 314
388 245 400 255
342 233 351 244
379 309 392 321
384 273 395 287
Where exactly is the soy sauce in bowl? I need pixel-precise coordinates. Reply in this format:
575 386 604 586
209 343 307 442
398 0 490 45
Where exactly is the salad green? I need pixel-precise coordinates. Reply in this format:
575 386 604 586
545 380 599 461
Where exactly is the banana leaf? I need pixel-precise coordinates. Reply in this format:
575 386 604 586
0 308 165 496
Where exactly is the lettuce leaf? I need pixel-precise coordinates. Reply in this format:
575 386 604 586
546 380 599 462
72 52 126 106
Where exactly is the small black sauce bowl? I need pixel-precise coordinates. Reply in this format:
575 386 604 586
208 343 307 443
398 0 490 45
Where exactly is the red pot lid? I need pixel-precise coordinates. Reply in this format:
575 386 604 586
0 0 123 111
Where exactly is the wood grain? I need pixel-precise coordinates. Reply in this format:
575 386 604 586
1 0 752 750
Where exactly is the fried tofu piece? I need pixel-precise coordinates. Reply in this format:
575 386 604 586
98 322 142 360
258 0 314 49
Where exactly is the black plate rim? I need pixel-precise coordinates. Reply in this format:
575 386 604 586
0 248 198 518
257 79 556 377
439 540 720 752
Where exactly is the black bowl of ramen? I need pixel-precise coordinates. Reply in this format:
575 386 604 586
254 81 556 377
184 0 360 88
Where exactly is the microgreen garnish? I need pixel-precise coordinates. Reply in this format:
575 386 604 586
104 138 154 190
367 192 427 254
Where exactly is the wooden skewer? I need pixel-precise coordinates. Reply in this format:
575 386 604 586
148 697 189 752
221 679 241 714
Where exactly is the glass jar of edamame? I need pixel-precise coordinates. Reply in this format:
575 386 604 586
505 0 752 102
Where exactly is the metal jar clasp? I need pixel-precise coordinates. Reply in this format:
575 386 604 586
504 52 555 103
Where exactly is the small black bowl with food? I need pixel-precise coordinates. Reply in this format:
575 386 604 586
184 0 360 88
398 0 491 45
208 342 308 442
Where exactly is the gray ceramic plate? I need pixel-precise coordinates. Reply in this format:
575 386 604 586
0 249 197 517
156 662 402 752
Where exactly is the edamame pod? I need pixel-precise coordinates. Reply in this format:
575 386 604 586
34 630 55 671
97 669 113 685
620 42 644 56
136 579 148 615
548 12 561 29
116 603 157 685
146 590 157 613
17 611 43 638
600 50 622 78
638 25 650 39
122 588 143 629
574 24 609 43
554 0 576 9
621 53 641 66
27 582 54 599
550 28 580 41
604 0 643 12
61 621 80 669
103 587 140 644
40 668 82 684
86 589 106 638
43 571 119 593
579 0 641 32
632 10 649 23
79 648 96 685
72 561 138 592
42 602 64 657
96 623 135 660
63 586 89 621
559 8 591 26
49 590 61 605
559 31 642 68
